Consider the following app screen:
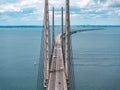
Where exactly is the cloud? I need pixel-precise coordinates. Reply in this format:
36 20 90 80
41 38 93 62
0 0 43 13
0 0 120 25
0 3 21 13
70 0 93 8
104 0 120 7
114 9 120 16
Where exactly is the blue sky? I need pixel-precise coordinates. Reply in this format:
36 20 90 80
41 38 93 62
0 0 120 25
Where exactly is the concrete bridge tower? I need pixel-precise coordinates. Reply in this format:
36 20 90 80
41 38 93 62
44 0 49 86
65 0 70 80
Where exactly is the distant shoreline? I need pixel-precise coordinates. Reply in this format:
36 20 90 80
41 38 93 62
0 25 120 28
0 26 43 28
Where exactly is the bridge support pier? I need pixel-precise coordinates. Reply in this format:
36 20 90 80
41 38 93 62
65 0 70 80
44 0 50 88
52 7 55 51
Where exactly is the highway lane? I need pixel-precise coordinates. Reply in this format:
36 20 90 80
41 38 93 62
47 35 68 90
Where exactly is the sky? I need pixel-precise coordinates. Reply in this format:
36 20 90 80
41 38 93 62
0 0 120 25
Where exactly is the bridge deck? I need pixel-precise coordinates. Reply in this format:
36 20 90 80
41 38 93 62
47 34 68 90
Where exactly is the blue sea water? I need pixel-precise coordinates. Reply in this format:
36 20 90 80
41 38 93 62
0 26 120 90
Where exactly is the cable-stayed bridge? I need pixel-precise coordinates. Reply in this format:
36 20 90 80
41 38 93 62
36 0 75 90
36 0 103 90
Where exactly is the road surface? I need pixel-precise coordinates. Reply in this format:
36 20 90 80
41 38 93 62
47 34 68 90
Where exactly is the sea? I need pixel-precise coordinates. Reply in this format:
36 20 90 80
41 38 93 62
0 25 120 90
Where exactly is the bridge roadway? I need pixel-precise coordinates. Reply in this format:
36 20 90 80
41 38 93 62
47 34 68 90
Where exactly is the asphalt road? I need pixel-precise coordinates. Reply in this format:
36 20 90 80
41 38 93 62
47 34 68 90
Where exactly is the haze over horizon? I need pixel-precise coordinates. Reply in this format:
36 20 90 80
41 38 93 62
0 0 120 25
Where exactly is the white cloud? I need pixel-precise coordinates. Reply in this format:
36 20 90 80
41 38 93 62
0 3 21 13
115 9 120 16
104 0 120 7
20 0 42 6
0 0 43 13
70 0 96 8
0 0 120 25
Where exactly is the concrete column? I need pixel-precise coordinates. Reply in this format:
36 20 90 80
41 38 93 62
65 0 70 79
52 7 55 50
61 7 63 47
44 0 49 84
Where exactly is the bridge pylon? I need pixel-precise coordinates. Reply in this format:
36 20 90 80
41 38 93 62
65 0 70 80
52 7 55 51
44 0 50 88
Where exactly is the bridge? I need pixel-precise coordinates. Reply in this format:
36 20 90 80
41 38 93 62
36 0 75 90
36 0 104 90
47 34 68 90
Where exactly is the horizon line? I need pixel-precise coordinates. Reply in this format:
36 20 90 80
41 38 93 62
0 25 120 27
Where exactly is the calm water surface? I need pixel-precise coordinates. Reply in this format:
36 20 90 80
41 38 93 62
0 26 120 90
